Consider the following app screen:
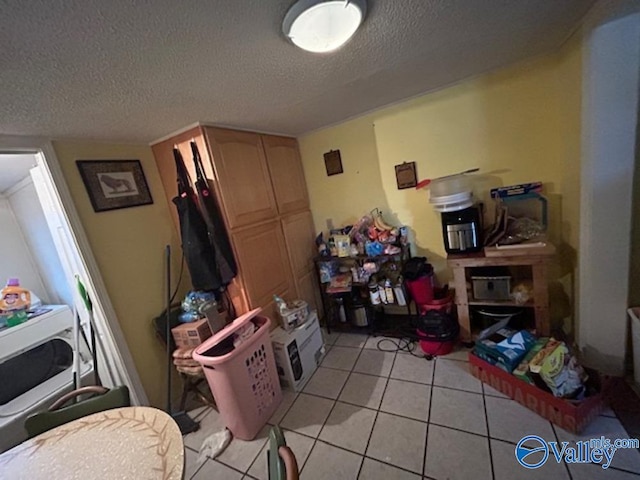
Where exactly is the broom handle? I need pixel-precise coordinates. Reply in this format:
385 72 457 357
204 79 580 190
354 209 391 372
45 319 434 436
166 245 172 413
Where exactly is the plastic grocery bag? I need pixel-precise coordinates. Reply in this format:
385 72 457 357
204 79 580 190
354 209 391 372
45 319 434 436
197 428 232 467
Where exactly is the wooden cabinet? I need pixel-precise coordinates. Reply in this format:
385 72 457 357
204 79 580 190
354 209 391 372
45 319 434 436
296 269 322 315
281 211 321 315
151 127 212 232
204 127 278 229
262 135 309 215
152 125 315 326
232 221 293 309
281 211 316 277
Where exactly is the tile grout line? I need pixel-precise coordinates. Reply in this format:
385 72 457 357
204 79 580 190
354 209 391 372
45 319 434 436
193 335 543 479
280 395 497 444
320 363 486 396
311 436 435 479
241 384 304 475
189 389 520 475
550 422 574 480
185 451 207 480
355 345 397 479
422 356 437 478
215 459 255 478
547 423 640 477
300 384 495 441
300 339 370 477
239 392 305 477
480 383 496 480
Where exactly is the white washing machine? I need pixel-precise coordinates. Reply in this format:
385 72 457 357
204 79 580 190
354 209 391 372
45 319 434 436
0 305 93 452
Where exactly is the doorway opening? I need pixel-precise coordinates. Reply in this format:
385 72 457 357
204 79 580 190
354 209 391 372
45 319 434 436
0 138 147 451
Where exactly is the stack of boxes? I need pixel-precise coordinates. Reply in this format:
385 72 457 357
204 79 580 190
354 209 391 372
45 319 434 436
271 311 325 392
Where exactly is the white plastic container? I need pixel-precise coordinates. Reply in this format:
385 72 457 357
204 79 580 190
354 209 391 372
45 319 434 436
430 175 473 197
429 175 474 213
627 307 640 384
429 191 474 212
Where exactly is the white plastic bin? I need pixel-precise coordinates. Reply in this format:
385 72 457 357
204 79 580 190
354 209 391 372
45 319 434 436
628 307 640 384
193 308 283 440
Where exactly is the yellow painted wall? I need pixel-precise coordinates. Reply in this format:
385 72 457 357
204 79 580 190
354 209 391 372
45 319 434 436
52 141 185 407
299 38 582 326
298 115 391 233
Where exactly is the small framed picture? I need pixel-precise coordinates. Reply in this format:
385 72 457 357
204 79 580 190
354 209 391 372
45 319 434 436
395 162 417 189
76 160 153 212
324 150 343 176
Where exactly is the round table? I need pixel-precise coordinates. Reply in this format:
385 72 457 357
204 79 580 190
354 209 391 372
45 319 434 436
0 406 184 479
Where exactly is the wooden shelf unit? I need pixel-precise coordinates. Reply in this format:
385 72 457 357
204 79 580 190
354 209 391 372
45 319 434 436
448 246 555 342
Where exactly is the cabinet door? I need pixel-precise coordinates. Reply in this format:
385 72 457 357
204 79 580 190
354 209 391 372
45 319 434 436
262 135 309 215
295 268 323 317
281 211 316 277
205 127 278 229
232 221 293 311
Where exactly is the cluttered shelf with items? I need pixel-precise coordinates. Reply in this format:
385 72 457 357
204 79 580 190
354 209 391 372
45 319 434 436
313 209 413 334
423 174 605 433
435 179 555 343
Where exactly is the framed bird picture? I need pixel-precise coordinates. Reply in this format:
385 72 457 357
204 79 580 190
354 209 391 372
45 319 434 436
76 160 153 212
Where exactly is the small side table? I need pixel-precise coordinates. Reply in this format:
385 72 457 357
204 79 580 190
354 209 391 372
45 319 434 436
447 244 555 342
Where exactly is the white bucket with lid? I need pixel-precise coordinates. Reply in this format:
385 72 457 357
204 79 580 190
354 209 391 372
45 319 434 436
428 174 474 213
429 191 474 212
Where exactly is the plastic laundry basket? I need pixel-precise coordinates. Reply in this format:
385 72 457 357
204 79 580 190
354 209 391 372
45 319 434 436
193 308 283 440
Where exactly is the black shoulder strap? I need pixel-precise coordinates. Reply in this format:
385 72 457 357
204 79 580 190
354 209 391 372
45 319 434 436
190 141 207 183
173 148 192 196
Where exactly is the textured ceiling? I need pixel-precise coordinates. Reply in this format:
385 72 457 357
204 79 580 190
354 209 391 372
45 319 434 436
0 155 38 193
0 0 594 143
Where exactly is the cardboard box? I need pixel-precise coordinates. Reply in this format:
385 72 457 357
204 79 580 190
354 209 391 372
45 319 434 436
469 352 608 434
171 318 212 348
271 311 324 392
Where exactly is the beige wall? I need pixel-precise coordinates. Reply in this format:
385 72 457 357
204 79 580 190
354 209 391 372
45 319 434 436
299 38 582 327
52 141 184 407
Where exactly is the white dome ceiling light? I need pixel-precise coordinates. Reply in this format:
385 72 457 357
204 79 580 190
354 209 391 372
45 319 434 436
283 0 367 53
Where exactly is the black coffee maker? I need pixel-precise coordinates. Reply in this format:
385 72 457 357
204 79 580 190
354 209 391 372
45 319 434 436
441 206 482 254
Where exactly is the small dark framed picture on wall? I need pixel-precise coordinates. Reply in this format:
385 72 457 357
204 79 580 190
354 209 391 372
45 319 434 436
77 160 153 212
395 161 417 189
324 149 343 176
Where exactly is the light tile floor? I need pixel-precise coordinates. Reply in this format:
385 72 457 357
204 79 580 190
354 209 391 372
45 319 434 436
182 331 640 479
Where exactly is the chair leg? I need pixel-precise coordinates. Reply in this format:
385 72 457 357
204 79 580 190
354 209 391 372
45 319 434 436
193 378 217 410
178 373 217 411
178 375 190 412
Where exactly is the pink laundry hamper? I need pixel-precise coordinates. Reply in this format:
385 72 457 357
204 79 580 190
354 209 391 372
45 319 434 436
193 308 283 440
